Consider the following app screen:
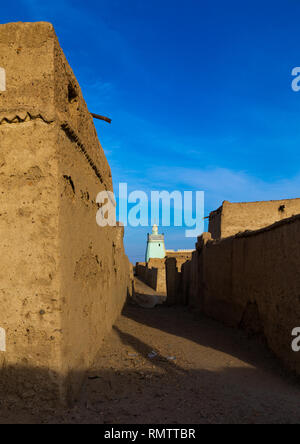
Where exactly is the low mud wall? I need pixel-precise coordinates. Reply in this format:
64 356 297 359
0 21 131 404
182 219 300 376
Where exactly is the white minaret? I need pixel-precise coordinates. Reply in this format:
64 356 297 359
145 225 166 262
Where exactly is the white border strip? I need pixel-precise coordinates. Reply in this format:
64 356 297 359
0 327 6 352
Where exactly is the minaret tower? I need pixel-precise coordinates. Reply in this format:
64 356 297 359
145 224 166 262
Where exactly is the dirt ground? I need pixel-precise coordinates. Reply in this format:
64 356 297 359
0 304 299 424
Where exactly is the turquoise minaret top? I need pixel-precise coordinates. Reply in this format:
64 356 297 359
145 224 166 262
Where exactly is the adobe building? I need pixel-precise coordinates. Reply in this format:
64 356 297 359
209 198 300 239
0 22 131 404
179 218 300 377
166 249 194 258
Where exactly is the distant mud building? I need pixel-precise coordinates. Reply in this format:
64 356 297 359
136 201 300 377
171 200 300 376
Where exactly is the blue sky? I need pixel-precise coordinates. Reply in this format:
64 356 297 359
2 1 300 262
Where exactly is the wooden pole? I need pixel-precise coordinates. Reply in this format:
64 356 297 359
90 112 112 124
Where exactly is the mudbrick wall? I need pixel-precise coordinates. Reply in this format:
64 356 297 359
182 218 300 376
209 198 300 239
135 258 167 294
136 252 194 302
0 22 131 404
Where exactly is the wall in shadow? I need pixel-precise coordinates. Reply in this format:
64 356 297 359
121 304 299 382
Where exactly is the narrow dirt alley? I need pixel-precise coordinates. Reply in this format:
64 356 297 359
1 304 299 424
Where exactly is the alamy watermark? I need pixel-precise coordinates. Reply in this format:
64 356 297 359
291 327 300 352
96 183 204 238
